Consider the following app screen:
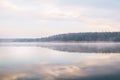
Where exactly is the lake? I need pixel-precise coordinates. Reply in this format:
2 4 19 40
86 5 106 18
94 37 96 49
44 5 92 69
0 42 120 80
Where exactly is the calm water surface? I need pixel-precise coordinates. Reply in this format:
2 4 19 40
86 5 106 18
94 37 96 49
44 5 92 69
0 42 120 80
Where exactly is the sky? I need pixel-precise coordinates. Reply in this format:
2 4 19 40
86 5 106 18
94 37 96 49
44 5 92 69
0 0 120 38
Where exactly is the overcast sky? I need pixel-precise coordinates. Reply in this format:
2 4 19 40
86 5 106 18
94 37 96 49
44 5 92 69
0 0 120 38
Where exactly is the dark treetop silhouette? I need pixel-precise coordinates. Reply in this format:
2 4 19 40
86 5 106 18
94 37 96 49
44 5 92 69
0 32 120 42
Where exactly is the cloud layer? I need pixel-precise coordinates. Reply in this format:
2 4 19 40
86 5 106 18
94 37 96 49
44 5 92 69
0 0 120 38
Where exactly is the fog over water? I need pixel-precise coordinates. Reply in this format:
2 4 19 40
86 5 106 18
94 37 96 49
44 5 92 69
0 42 120 80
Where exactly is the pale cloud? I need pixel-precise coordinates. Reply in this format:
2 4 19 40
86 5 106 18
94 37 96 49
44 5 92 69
0 0 119 37
0 0 26 11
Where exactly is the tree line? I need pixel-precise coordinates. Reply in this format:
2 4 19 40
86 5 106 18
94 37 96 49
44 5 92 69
0 32 120 42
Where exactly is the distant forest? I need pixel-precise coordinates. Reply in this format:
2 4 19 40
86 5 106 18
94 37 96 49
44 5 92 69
0 32 120 42
40 32 120 42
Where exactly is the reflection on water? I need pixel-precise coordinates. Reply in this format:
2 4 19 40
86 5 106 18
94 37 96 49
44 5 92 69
0 42 120 80
40 42 120 53
0 42 120 53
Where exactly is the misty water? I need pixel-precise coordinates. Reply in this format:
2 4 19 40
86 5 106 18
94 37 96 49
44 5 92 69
0 42 120 80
